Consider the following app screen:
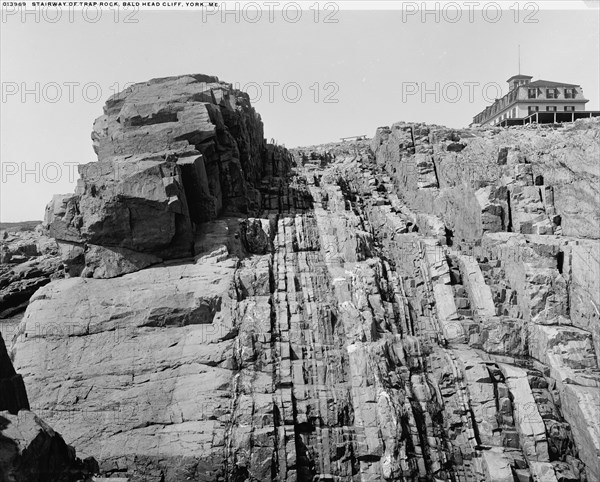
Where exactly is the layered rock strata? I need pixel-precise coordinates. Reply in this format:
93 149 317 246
7 77 600 481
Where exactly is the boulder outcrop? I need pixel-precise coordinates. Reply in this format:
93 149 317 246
44 74 291 279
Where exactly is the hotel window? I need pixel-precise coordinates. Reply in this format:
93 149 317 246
564 106 575 112
564 88 576 99
546 89 558 99
528 88 538 99
512 108 517 118
528 106 539 114
546 106 557 112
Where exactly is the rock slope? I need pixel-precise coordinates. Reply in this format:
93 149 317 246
7 75 600 481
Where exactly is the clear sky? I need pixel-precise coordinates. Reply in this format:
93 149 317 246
1 1 599 222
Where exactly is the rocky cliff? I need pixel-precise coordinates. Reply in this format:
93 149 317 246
5 75 600 481
44 74 291 278
0 226 99 480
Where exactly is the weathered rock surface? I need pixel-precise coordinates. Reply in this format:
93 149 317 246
43 74 291 279
8 77 600 481
14 259 238 479
0 226 63 326
1 332 97 481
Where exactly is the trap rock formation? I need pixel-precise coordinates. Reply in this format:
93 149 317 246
7 75 600 481
44 74 291 278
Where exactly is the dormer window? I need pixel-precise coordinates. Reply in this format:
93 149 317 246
546 89 558 99
564 88 576 99
528 88 538 99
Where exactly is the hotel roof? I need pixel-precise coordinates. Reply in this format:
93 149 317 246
526 80 580 88
506 74 533 82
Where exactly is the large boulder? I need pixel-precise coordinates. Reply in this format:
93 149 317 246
12 260 240 480
44 74 291 278
52 155 194 259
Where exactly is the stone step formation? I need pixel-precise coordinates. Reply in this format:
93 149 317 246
1 74 599 482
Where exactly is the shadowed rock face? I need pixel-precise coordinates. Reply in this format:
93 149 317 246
1 334 98 481
0 333 29 415
5 75 600 481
